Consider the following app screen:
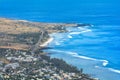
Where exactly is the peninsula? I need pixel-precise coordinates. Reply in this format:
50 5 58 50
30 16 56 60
0 18 97 80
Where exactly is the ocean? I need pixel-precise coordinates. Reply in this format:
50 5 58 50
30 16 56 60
0 0 120 80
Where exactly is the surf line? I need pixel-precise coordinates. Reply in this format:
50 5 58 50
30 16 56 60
69 29 92 35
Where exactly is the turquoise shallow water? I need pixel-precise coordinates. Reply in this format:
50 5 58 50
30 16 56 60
0 0 120 80
44 25 120 80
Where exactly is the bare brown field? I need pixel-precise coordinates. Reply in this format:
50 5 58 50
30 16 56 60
0 18 42 50
0 18 78 51
0 43 29 50
0 18 41 34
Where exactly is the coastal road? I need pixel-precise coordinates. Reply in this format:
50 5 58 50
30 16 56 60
31 28 46 53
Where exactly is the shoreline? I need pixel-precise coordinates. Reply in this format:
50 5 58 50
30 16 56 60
40 37 54 47
0 18 98 80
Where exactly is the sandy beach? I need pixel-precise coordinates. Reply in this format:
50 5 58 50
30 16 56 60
40 37 53 47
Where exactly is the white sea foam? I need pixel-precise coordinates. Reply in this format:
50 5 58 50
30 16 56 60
100 60 109 66
49 50 106 61
77 27 87 30
67 52 97 60
74 55 109 66
108 68 120 74
65 51 110 67
70 29 92 35
74 55 97 61
67 52 78 56
48 49 120 76
68 35 72 38
49 49 109 67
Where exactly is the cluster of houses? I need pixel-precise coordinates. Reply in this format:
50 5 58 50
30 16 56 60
0 49 98 80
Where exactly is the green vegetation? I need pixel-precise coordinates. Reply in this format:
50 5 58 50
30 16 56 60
9 32 41 45
0 18 98 80
41 55 80 73
0 48 97 80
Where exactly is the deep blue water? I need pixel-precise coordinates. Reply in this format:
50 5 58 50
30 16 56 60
0 0 120 25
0 0 120 80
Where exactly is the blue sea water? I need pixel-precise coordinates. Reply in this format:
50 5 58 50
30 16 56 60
0 0 120 80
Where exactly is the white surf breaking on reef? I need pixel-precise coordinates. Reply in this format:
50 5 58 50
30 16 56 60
52 27 109 67
48 26 120 76
48 49 120 74
67 51 109 67
48 49 108 66
108 68 120 74
67 27 92 38
68 35 73 38
100 60 109 66
67 51 97 61
67 26 92 34
69 29 92 35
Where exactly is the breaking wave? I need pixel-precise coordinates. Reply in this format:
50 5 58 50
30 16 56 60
67 52 97 60
48 49 109 66
48 49 120 74
69 29 92 35
67 35 73 38
100 60 109 66
108 68 120 74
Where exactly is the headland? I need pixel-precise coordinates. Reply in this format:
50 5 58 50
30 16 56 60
0 18 97 80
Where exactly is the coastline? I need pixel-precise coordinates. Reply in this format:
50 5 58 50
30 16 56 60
40 37 54 47
0 18 98 80
46 26 120 80
0 0 120 79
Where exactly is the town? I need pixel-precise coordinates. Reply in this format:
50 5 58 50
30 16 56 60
0 48 97 80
